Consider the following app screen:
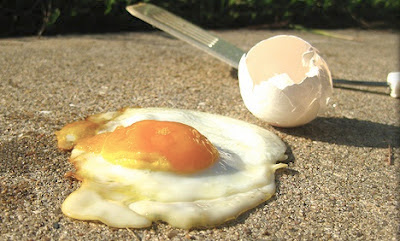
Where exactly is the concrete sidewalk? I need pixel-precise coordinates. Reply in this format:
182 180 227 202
1 29 399 240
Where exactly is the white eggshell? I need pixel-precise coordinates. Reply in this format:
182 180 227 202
238 35 333 127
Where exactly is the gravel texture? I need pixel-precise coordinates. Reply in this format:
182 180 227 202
0 29 399 240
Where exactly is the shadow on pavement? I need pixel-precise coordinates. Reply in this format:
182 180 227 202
276 117 399 148
333 85 390 96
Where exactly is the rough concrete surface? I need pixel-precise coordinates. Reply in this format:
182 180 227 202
0 29 399 240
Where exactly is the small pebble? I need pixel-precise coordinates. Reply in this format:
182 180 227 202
53 222 60 229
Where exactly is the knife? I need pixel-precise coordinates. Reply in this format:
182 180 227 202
126 3 398 96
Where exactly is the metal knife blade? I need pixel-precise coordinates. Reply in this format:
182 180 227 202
126 3 244 69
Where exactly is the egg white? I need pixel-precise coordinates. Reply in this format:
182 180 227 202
62 108 287 229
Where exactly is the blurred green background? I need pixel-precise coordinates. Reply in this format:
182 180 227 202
1 0 399 36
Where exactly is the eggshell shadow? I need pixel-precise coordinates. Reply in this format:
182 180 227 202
275 117 399 148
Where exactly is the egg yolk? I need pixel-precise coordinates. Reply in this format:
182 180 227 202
75 120 219 173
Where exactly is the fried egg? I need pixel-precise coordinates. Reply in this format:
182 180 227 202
56 108 287 229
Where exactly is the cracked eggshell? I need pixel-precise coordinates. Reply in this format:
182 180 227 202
238 35 333 127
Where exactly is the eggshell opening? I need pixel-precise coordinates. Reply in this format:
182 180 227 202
238 35 333 127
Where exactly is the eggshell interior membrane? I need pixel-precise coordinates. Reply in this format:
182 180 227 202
238 35 333 127
59 108 287 229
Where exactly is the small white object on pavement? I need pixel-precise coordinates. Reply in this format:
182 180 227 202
387 72 400 98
